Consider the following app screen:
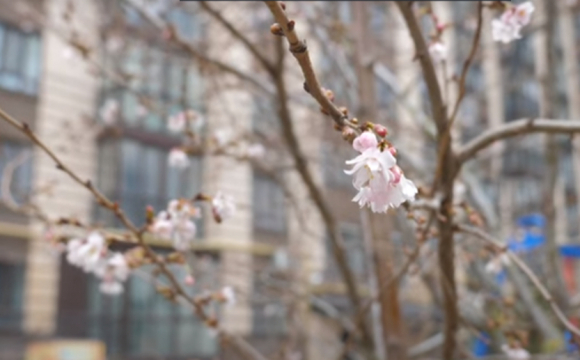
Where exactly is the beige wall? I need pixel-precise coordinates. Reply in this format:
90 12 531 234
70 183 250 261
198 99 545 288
23 0 101 334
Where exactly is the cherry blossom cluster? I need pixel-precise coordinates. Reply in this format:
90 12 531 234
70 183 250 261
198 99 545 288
491 2 534 44
149 192 236 251
66 231 129 295
345 131 417 213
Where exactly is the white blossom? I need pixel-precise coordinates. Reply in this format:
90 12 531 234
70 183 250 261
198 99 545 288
492 2 535 44
211 192 236 222
485 253 511 275
221 286 236 306
150 200 201 251
94 253 129 295
501 344 530 360
214 129 233 147
246 143 265 159
167 112 186 133
168 148 189 169
428 41 447 63
66 232 106 273
99 99 119 125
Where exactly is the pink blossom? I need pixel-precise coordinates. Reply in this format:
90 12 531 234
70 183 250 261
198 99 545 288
345 134 417 213
492 2 534 43
352 131 378 153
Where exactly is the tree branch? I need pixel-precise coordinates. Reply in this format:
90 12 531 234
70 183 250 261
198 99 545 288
199 1 275 74
0 106 268 360
457 118 580 164
456 223 580 338
263 1 354 129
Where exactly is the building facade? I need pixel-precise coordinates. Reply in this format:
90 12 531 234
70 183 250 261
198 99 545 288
0 0 579 359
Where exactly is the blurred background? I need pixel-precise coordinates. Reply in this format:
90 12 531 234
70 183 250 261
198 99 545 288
0 0 579 359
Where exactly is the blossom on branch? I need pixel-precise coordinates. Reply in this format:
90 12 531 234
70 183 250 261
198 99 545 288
66 232 107 273
345 131 417 213
218 286 236 306
492 2 534 43
213 129 233 147
211 192 236 223
151 200 201 251
94 252 130 295
428 41 447 63
168 148 189 169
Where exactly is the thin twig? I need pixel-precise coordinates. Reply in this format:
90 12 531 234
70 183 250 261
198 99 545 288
456 223 580 337
0 106 268 360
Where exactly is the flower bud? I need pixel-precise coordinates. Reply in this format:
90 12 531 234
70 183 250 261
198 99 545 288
374 124 388 137
270 23 284 36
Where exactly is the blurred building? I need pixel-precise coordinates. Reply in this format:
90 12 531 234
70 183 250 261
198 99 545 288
0 0 579 360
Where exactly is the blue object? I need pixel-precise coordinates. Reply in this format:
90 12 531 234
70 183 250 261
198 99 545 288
472 332 491 357
560 245 580 258
565 331 579 353
516 213 546 228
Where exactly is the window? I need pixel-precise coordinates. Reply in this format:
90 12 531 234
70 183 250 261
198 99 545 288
0 23 41 95
0 140 32 204
252 173 286 234
102 42 203 131
58 249 219 358
95 139 203 230
0 236 27 332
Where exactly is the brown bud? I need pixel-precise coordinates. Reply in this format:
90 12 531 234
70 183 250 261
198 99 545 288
324 89 335 102
351 118 359 124
333 123 342 131
339 107 348 116
320 107 329 116
287 20 295 31
145 205 155 223
280 2 286 10
270 23 284 36
205 317 219 329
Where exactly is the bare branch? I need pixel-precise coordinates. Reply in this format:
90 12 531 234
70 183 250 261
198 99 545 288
263 1 353 129
457 118 580 164
199 1 275 74
456 223 580 338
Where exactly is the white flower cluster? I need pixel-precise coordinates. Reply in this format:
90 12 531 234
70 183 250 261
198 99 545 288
345 131 417 213
151 199 201 251
492 2 534 44
66 232 129 295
